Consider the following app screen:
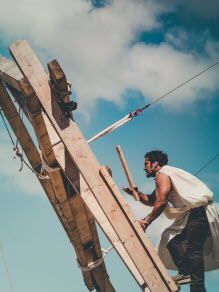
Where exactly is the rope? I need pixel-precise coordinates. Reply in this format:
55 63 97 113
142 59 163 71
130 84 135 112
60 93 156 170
15 107 21 149
87 114 131 144
87 109 142 144
194 153 219 176
77 246 114 272
0 241 14 292
0 105 49 179
40 152 61 172
13 145 49 179
144 60 219 109
88 61 219 143
0 108 15 145
48 80 71 98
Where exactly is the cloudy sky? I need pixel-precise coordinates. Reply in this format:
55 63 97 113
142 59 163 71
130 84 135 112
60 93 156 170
0 1 219 292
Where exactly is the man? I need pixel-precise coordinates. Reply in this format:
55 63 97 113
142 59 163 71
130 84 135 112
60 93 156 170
123 150 219 292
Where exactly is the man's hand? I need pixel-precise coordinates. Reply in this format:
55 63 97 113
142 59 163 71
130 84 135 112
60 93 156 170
138 218 150 231
123 186 138 196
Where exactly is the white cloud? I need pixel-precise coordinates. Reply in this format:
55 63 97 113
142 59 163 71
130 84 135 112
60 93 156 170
0 0 219 117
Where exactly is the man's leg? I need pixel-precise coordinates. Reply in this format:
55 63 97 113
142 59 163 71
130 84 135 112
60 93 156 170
167 232 189 276
185 206 210 292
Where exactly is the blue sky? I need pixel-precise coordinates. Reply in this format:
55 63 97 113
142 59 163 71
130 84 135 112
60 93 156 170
0 1 219 291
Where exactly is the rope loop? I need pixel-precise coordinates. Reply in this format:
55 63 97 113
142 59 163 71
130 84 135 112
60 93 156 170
13 145 50 179
77 246 114 272
40 152 61 172
48 79 71 98
129 108 142 118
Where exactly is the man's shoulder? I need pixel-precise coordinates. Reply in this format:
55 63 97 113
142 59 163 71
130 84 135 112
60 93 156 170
156 171 171 182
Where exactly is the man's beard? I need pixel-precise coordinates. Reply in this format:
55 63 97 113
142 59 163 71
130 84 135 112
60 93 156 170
146 170 156 178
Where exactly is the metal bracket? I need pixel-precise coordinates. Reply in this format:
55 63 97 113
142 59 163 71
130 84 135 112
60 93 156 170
57 98 77 119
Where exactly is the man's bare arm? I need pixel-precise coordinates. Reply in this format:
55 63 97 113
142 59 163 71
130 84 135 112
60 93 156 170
147 173 171 223
138 190 156 206
123 187 156 206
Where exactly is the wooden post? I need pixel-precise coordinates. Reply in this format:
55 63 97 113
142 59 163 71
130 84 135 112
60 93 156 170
0 57 115 291
9 40 178 292
99 166 176 290
116 145 139 201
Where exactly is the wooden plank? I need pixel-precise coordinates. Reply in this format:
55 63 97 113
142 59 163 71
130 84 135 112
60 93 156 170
9 40 163 291
0 80 70 247
9 40 178 292
0 57 57 166
44 116 115 291
19 80 57 166
0 78 72 243
1 55 145 290
0 62 89 273
116 145 139 201
69 195 93 246
0 56 22 91
80 176 148 291
17 61 111 290
0 79 41 171
40 64 147 289
47 59 116 291
47 59 71 103
0 58 94 288
99 166 177 291
0 78 94 291
18 88 95 290
51 143 146 290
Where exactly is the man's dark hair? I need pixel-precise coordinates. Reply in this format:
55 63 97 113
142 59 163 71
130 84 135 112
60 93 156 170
145 150 168 167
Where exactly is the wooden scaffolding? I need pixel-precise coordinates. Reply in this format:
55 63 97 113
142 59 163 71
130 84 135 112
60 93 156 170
0 40 178 292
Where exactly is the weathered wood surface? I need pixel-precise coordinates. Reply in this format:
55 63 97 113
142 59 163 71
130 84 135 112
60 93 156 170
0 58 114 291
0 79 72 249
47 115 145 289
47 59 115 291
0 79 40 171
18 81 105 291
0 56 23 91
51 127 148 290
99 166 177 291
9 40 178 292
1 53 146 291
116 145 139 201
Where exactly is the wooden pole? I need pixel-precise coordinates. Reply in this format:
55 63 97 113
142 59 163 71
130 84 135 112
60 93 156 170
8 40 178 292
116 145 139 201
0 61 113 291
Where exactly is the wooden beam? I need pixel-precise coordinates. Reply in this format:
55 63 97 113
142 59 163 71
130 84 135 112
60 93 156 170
44 62 115 291
0 79 40 171
80 176 148 291
0 77 95 291
0 79 70 249
0 56 23 91
116 145 139 201
18 83 96 291
9 40 178 292
0 56 115 291
99 166 177 291
1 54 145 291
43 110 143 290
40 59 159 291
47 59 71 103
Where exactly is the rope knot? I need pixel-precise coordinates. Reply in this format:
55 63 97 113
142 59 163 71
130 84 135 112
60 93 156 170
129 109 142 118
13 146 23 159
